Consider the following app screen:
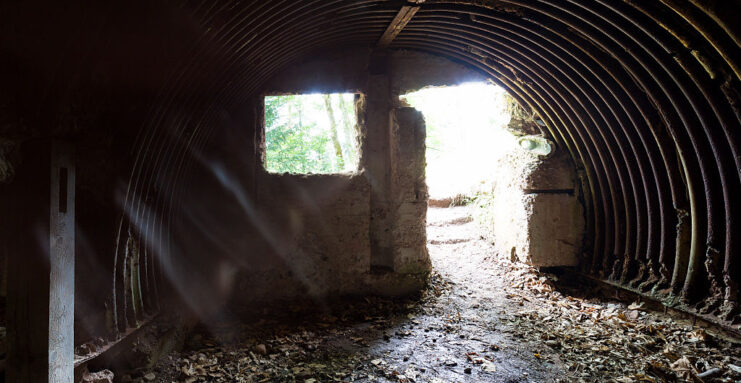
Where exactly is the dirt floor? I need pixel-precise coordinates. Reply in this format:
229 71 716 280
131 206 741 383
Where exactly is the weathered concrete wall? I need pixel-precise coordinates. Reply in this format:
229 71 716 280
390 108 429 274
389 52 487 94
522 192 583 266
490 146 584 267
265 49 370 94
263 48 487 96
155 48 492 309
245 173 372 299
199 48 475 305
366 74 395 271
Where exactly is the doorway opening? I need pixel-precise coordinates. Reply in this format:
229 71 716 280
402 81 584 269
400 82 515 206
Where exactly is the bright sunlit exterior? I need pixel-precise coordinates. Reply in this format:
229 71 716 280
401 82 514 200
264 93 359 174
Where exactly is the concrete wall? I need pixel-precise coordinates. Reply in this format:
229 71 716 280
390 108 429 274
244 173 373 299
264 48 487 96
489 134 584 267
182 48 485 305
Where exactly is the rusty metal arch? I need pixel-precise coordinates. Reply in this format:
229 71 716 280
119 0 741 335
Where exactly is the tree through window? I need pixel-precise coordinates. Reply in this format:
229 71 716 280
264 93 359 174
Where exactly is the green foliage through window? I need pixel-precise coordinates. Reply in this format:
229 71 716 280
264 93 359 174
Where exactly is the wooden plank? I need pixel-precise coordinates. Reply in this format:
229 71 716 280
377 5 421 48
5 139 75 383
49 141 75 383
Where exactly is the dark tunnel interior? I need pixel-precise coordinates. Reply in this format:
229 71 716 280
1 0 741 381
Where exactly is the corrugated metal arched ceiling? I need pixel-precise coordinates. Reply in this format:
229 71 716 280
124 0 741 329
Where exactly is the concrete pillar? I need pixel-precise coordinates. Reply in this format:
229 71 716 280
4 139 75 383
390 108 429 273
363 52 430 280
365 73 395 271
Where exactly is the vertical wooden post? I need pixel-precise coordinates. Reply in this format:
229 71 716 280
49 141 75 383
5 139 75 383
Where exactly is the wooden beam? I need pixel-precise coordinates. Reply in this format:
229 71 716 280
378 1 425 48
5 139 75 383
49 141 75 383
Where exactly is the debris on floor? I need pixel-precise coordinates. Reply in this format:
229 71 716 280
497 261 741 382
135 206 741 382
82 368 115 383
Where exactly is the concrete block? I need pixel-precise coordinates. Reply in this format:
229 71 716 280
522 193 583 267
490 149 584 267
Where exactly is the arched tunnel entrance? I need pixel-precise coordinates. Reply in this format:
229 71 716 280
1 0 741 381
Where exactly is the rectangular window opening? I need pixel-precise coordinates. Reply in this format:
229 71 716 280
264 93 360 174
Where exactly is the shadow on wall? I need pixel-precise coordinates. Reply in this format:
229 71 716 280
164 105 432 322
94 48 494 327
